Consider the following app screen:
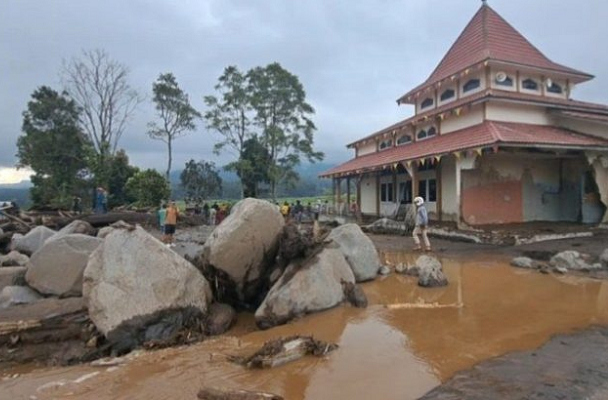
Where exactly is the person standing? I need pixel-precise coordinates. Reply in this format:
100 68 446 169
412 196 431 252
158 203 167 242
164 201 179 247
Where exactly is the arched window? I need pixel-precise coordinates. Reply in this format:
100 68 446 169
440 89 455 101
417 130 427 140
495 76 514 87
427 127 437 138
522 78 538 90
397 135 412 145
379 139 392 150
463 79 481 93
547 82 563 94
421 98 434 109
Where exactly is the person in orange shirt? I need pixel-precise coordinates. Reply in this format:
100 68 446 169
164 200 179 247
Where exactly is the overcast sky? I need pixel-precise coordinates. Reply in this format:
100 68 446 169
1 0 607 183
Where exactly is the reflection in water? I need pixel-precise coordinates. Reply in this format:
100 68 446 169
3 252 608 399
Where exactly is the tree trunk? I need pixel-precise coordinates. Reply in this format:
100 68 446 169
166 137 172 189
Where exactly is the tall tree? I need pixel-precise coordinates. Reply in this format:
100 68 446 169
125 169 170 207
62 49 142 185
148 73 201 182
106 149 139 208
247 63 324 200
16 86 90 208
203 66 253 198
180 159 222 200
227 136 270 198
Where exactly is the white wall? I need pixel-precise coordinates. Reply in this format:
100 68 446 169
554 116 608 140
441 106 484 134
489 67 517 92
360 175 377 214
357 142 377 156
485 102 550 125
440 155 458 221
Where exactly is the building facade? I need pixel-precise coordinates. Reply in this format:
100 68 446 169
321 2 608 225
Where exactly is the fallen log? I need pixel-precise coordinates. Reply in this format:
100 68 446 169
230 336 338 369
0 211 32 230
52 212 154 229
384 302 463 310
197 387 283 400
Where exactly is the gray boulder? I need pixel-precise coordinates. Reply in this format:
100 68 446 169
511 257 534 269
205 303 236 336
201 198 284 303
415 255 448 287
47 220 96 243
255 246 355 329
0 266 27 291
326 224 380 282
97 220 133 239
0 250 29 266
11 226 56 255
0 285 42 309
25 234 103 297
550 250 598 271
600 249 608 269
83 225 212 340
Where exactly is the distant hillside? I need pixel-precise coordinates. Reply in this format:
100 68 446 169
0 187 31 207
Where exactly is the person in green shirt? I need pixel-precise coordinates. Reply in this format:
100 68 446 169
158 203 167 242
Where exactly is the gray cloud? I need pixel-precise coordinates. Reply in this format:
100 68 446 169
1 0 607 173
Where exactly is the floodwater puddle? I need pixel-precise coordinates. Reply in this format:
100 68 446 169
3 252 608 399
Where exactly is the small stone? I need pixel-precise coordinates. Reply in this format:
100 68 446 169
395 263 407 274
86 336 98 348
511 257 534 269
378 265 391 275
553 266 567 274
600 249 608 269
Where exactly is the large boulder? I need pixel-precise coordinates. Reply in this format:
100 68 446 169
326 224 380 282
0 250 29 266
550 250 598 271
0 285 42 308
25 234 103 297
414 255 448 288
11 226 56 255
47 220 95 242
0 266 27 292
83 225 212 344
201 198 284 304
205 303 236 336
255 246 355 329
97 220 133 239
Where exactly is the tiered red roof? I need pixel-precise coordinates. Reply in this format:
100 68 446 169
321 121 608 177
398 3 592 103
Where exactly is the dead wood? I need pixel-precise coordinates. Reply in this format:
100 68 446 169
197 387 283 400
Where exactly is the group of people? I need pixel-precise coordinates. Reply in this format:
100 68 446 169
195 202 231 226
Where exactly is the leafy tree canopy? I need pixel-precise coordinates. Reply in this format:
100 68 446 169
125 169 170 207
180 159 222 200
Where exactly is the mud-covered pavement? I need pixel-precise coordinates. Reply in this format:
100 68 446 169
2 248 608 399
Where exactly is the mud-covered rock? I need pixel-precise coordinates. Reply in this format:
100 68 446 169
97 220 134 239
11 226 56 255
205 303 236 336
0 285 42 308
0 266 28 292
25 234 103 297
83 225 212 344
600 249 608 269
550 250 597 271
255 246 355 329
342 282 368 308
201 198 284 305
47 219 96 242
277 222 314 266
511 256 534 269
415 255 448 288
0 250 29 266
326 224 380 282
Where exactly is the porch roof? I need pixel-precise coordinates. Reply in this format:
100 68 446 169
321 121 608 178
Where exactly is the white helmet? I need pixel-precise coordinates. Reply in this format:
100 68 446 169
414 196 425 206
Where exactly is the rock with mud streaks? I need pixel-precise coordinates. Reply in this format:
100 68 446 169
0 250 29 266
205 303 236 336
326 224 380 282
550 250 597 271
11 226 56 255
255 246 355 329
0 285 42 308
510 256 534 269
415 255 448 288
0 266 27 291
83 225 212 341
201 198 284 303
47 219 96 243
342 282 368 308
25 234 103 297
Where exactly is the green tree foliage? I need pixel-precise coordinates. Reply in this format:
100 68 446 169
247 63 324 199
203 66 252 198
62 49 142 186
228 136 270 198
106 149 139 208
148 73 201 181
125 169 170 207
16 86 91 209
180 159 222 199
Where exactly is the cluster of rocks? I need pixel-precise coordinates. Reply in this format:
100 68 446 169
511 249 608 275
1 198 390 359
393 255 449 287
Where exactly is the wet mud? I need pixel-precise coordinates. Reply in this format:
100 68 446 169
3 252 608 399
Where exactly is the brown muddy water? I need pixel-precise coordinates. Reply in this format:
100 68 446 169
3 252 608 399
